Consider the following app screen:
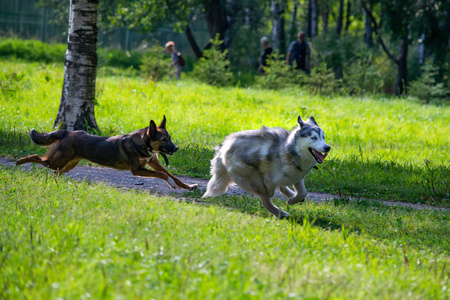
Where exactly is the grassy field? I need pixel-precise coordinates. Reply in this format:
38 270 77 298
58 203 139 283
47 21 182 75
0 60 449 206
1 166 449 299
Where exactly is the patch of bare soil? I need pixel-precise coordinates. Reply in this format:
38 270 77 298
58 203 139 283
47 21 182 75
1 157 446 211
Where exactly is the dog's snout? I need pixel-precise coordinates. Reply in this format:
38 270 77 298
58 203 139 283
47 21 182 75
324 145 331 152
173 146 179 152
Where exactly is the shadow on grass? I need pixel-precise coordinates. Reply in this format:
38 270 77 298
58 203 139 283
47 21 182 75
182 191 449 253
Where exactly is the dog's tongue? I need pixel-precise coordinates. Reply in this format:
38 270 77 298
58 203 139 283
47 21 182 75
314 150 328 161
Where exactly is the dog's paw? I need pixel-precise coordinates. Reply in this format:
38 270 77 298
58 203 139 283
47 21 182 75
187 184 198 191
287 196 306 205
167 177 178 189
278 210 290 219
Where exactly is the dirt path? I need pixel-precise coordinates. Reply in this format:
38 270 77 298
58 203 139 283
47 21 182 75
1 157 447 211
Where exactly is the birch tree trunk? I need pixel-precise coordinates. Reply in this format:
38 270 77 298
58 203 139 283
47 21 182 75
54 0 99 132
272 0 286 55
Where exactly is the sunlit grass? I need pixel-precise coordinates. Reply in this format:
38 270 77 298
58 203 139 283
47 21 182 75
0 166 449 299
0 60 449 205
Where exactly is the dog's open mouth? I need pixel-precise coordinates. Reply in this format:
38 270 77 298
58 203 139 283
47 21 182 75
308 148 328 164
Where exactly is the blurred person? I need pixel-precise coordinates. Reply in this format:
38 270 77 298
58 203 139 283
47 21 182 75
258 36 273 75
286 31 311 74
165 41 183 80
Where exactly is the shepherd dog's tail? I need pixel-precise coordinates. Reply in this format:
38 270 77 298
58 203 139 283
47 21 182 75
29 129 67 146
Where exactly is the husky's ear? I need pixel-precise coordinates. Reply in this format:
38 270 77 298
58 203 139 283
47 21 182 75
159 115 167 129
298 115 305 128
148 120 158 137
308 116 318 126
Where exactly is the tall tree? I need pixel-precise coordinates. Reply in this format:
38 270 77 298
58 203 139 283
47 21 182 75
272 0 286 54
336 0 344 35
288 1 299 42
310 0 319 37
54 0 99 131
345 0 351 31
363 2 412 95
363 8 373 47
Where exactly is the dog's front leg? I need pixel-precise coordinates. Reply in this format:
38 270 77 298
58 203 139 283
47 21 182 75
132 168 178 189
287 180 307 205
147 158 198 191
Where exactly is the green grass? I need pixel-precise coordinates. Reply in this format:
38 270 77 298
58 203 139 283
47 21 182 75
1 166 449 299
0 60 449 206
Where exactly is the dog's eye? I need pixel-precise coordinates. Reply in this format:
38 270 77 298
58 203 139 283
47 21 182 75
311 136 317 140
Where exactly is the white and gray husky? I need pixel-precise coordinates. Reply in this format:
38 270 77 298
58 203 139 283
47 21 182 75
203 116 330 218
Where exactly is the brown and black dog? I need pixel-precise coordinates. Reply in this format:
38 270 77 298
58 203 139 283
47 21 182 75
16 116 198 190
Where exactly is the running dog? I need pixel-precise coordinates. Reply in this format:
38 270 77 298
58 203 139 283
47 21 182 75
203 116 330 218
16 116 198 191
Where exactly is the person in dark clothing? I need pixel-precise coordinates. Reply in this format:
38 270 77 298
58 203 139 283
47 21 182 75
286 31 311 74
258 36 273 75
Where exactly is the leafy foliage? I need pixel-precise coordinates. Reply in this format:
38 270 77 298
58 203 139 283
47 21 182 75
300 62 341 95
409 61 448 104
140 46 171 81
192 35 232 87
344 50 384 95
256 51 297 89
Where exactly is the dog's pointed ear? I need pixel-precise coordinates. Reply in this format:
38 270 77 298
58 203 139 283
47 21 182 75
298 115 305 128
308 116 318 126
147 120 157 137
159 115 166 129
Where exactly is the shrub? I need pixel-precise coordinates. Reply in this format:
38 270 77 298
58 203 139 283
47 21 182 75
140 46 171 81
409 61 448 104
98 48 143 70
0 70 27 96
344 50 384 95
300 62 341 95
256 51 297 89
192 34 232 87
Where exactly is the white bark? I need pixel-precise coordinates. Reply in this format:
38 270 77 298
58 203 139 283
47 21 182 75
272 0 286 54
54 0 99 131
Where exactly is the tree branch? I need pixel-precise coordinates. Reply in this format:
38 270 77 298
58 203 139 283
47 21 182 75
362 4 399 64
185 24 203 59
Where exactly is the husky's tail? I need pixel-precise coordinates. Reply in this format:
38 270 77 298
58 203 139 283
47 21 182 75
29 129 66 146
203 153 231 198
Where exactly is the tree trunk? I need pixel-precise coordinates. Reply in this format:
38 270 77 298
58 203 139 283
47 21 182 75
345 0 351 31
289 1 298 42
395 34 408 95
321 9 329 33
185 24 203 59
307 0 312 37
54 0 99 132
272 0 286 55
336 0 344 36
310 0 318 37
203 0 229 48
363 8 373 47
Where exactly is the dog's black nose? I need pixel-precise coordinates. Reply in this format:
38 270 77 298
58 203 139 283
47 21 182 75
173 146 179 152
324 146 331 152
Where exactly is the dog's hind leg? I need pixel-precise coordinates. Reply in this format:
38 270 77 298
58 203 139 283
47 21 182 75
287 180 307 205
259 195 290 219
229 171 289 219
203 156 231 197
